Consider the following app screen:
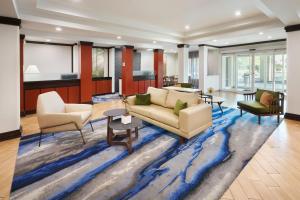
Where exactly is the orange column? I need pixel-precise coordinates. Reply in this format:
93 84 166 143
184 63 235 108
154 49 164 88
79 41 93 103
121 45 134 96
20 34 25 115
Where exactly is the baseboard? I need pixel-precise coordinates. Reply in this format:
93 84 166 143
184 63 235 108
0 129 21 142
284 113 300 121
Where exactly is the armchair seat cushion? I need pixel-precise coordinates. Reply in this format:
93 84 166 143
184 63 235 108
68 111 92 124
238 101 269 114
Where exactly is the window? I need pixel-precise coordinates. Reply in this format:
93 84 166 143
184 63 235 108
188 51 199 88
92 48 108 77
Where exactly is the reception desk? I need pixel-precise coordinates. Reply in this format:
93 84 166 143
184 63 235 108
119 75 155 95
23 77 112 114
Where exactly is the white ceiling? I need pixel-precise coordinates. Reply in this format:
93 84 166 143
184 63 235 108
3 0 300 50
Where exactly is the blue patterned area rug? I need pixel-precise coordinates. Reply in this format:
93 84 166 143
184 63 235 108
93 93 121 103
11 107 279 200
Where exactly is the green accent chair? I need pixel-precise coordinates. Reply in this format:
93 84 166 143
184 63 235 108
237 89 285 124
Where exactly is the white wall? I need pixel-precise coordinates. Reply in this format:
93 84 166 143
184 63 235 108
0 24 20 133
287 31 300 115
24 43 73 74
109 48 115 93
178 47 189 82
140 50 154 71
164 53 178 76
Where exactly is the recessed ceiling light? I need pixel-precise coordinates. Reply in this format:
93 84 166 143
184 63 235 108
268 36 273 39
185 25 190 30
46 39 51 42
259 32 264 35
235 10 241 16
153 40 157 44
117 36 122 40
213 39 218 42
55 27 62 31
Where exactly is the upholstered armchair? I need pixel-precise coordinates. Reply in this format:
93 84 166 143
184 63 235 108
36 91 94 146
237 89 285 124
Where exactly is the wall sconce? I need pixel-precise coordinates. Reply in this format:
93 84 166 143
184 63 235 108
25 65 40 74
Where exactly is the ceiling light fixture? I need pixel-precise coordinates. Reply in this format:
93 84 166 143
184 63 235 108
235 10 241 16
153 40 157 44
117 36 122 40
55 27 62 31
46 39 51 42
267 36 273 39
259 32 264 35
213 39 218 42
185 25 190 30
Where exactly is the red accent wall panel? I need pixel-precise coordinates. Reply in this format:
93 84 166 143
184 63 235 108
122 47 134 96
108 80 112 93
96 80 102 94
20 36 24 113
40 88 55 94
92 81 97 95
68 86 80 103
154 49 164 88
133 81 139 94
56 87 68 102
145 80 150 92
138 80 145 94
150 80 156 87
79 42 93 103
25 89 40 111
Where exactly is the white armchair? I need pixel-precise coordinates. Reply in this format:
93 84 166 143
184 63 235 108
36 91 93 146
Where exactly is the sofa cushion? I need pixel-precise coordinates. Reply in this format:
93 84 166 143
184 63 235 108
174 99 187 116
165 90 199 108
147 87 168 107
147 104 179 128
238 101 269 114
129 105 151 116
135 94 151 105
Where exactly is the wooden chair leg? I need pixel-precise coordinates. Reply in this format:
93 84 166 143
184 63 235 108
79 130 86 144
89 121 94 132
38 132 43 147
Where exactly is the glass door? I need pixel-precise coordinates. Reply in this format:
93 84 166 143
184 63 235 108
274 53 287 92
254 54 274 91
236 55 252 91
222 55 235 90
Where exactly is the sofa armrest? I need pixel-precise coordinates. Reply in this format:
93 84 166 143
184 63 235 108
126 96 136 106
37 113 83 130
179 103 212 133
65 104 92 113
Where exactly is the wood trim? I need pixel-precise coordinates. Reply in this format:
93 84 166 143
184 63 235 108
284 113 300 121
122 45 134 49
80 41 93 46
20 34 25 40
177 44 189 48
92 77 112 81
25 40 75 47
24 79 80 90
219 39 286 48
198 44 219 48
0 16 21 26
0 129 21 142
154 49 164 53
285 24 300 32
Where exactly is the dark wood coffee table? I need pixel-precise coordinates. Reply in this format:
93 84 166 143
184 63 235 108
108 117 142 153
103 108 127 142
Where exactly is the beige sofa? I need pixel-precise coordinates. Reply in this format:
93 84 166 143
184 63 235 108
127 87 212 140
36 91 94 146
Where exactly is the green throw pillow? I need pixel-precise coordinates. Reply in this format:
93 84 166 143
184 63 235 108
174 99 188 116
135 94 151 105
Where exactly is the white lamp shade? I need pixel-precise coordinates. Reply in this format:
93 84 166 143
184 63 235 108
25 65 40 74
